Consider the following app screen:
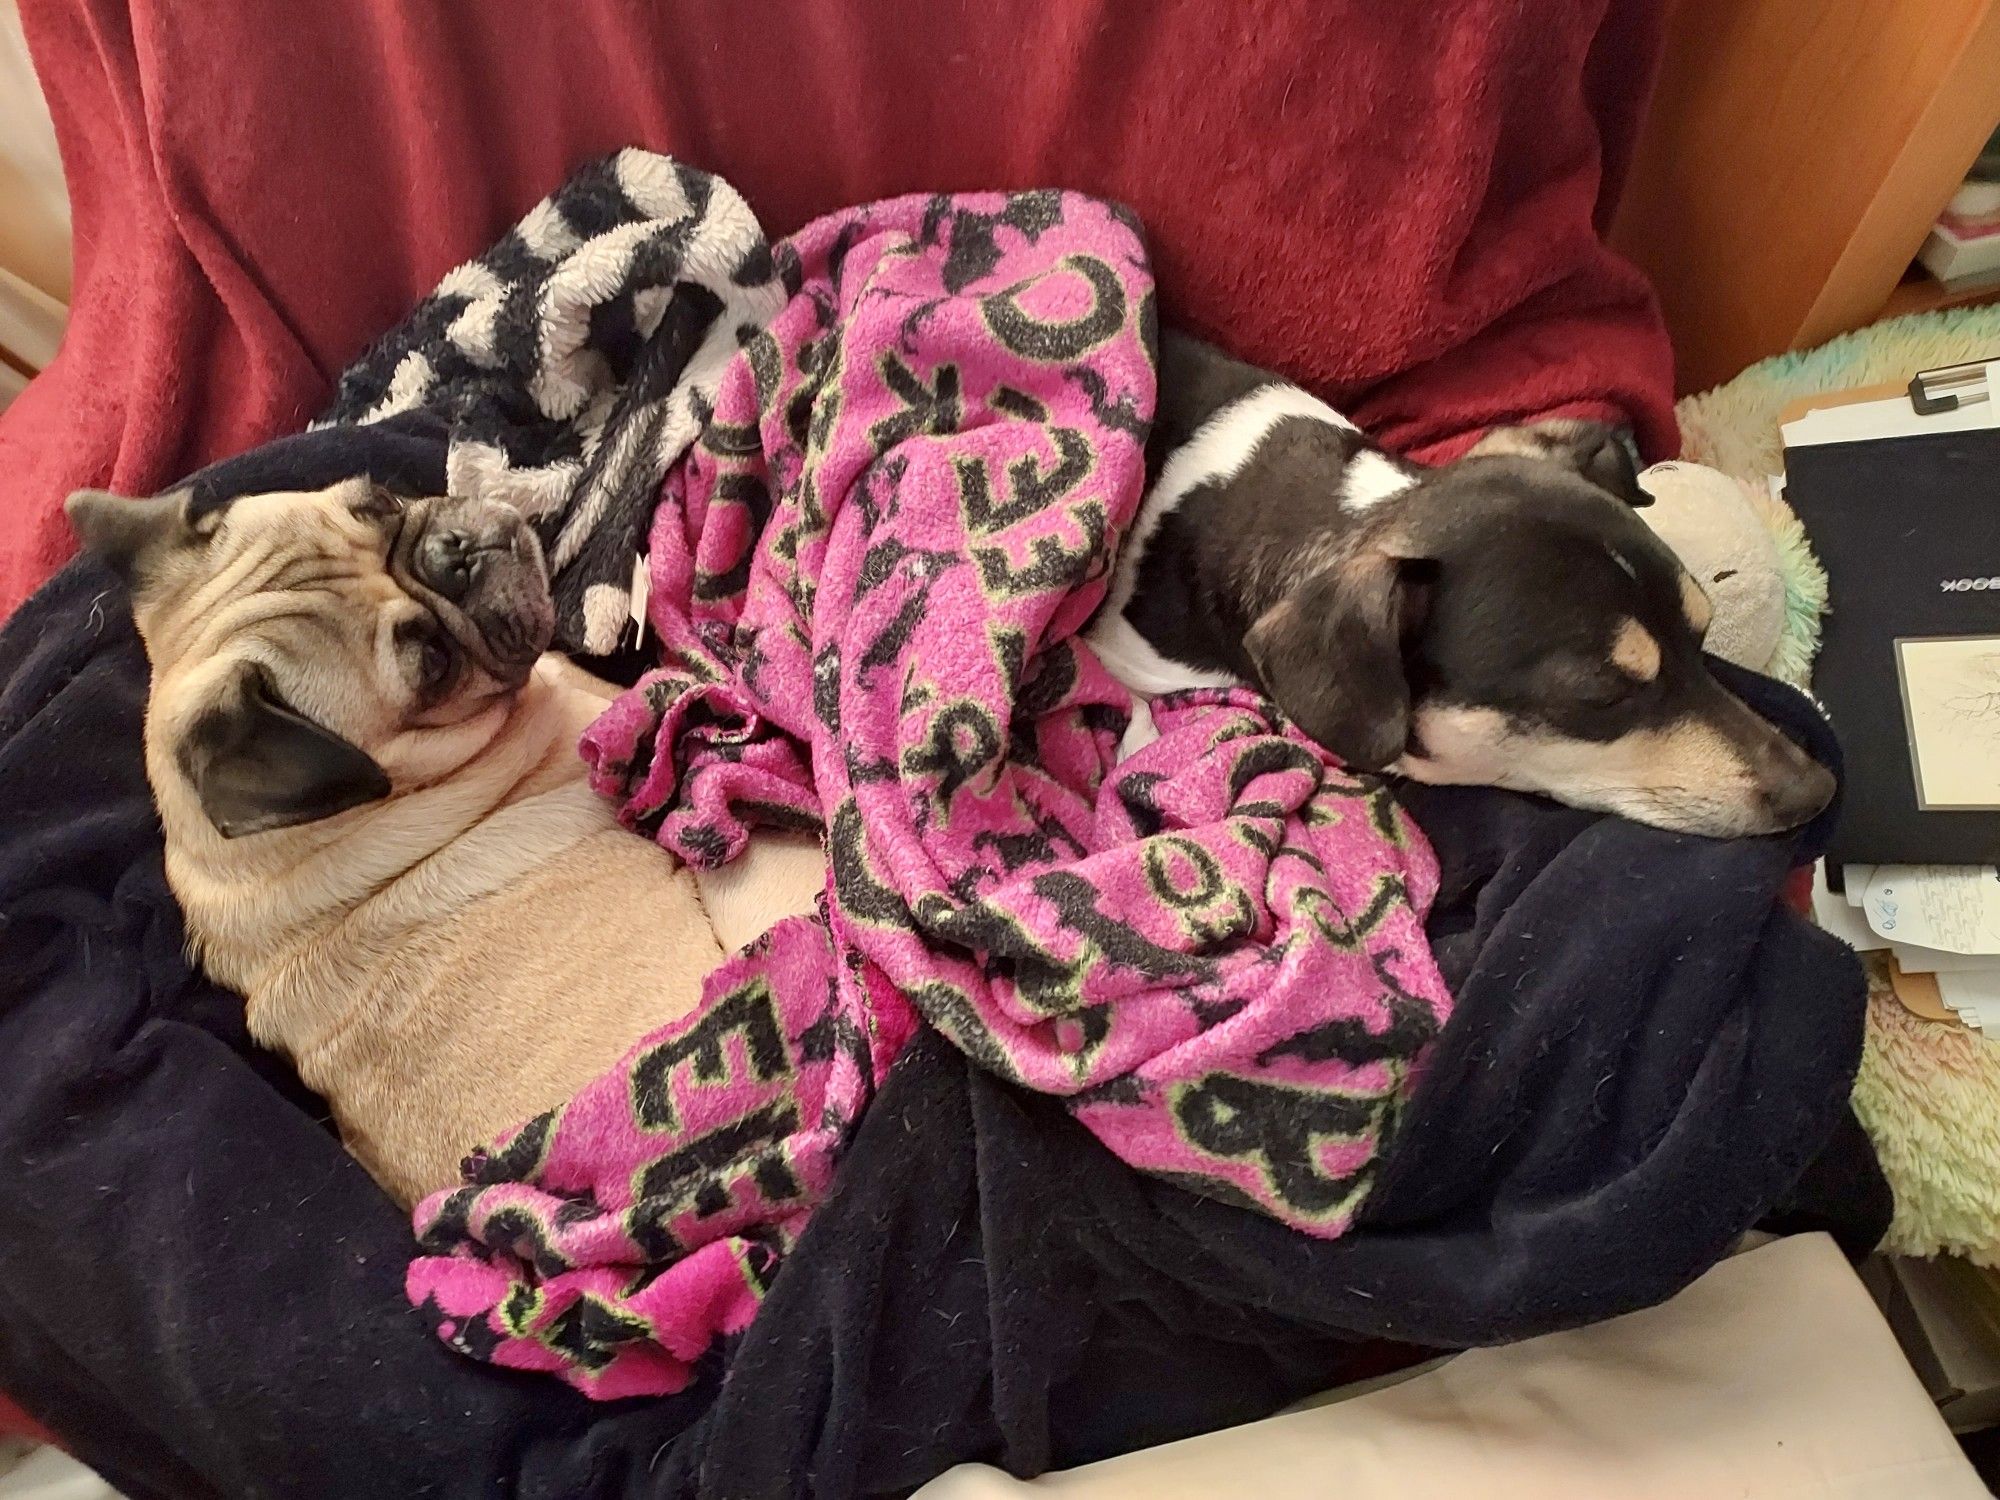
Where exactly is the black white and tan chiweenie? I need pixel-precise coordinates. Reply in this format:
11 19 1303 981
1087 332 1834 837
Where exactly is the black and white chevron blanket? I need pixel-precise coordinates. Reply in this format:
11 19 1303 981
294 149 785 654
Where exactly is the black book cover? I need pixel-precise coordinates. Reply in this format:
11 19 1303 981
1784 427 2000 867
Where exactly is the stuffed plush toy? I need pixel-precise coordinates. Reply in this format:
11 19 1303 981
1635 460 1824 686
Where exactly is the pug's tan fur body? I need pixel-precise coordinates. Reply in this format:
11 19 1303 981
72 480 825 1206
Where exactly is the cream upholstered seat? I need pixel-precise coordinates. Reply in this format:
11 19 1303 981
917 1236 1984 1500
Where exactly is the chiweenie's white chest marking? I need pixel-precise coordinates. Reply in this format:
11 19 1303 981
1088 384 1414 754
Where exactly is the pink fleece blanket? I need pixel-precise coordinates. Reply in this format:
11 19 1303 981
408 191 1453 1398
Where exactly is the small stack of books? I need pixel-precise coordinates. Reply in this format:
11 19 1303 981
1918 127 2000 292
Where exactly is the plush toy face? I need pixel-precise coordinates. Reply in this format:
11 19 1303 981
1635 461 1788 677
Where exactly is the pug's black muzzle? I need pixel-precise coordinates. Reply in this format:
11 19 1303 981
394 499 555 686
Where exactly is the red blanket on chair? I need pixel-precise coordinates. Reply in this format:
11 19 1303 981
0 0 1673 622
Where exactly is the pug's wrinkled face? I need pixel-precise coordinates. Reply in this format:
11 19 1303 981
67 477 555 838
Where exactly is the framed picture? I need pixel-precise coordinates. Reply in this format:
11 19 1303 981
1895 635 2000 811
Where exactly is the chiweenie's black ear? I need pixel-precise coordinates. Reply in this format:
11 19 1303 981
177 665 391 838
64 488 197 587
1244 550 1434 771
1564 423 1648 509
1469 420 1650 508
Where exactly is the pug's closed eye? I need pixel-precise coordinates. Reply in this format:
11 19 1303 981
351 483 407 524
396 617 458 698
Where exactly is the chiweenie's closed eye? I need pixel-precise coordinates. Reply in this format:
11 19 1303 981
1086 332 1834 838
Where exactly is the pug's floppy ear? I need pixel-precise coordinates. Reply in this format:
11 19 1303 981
65 489 197 587
1468 419 1649 508
176 663 391 838
1244 549 1435 771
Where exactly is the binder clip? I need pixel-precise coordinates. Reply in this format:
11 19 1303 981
1909 359 1995 417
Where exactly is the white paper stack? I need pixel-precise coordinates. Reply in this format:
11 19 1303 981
1811 862 2000 1031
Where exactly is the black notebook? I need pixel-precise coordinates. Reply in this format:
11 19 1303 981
1784 423 2000 867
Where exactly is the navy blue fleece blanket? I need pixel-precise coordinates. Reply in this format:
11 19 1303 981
0 556 1882 1500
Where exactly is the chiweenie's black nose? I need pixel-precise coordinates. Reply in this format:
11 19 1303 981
1760 757 1837 831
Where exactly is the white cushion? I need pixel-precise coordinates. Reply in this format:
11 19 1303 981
916 1235 1984 1500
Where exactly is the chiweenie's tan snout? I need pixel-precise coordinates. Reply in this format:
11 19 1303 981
1711 688 1836 834
1398 684 1834 839
1596 689 1834 838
